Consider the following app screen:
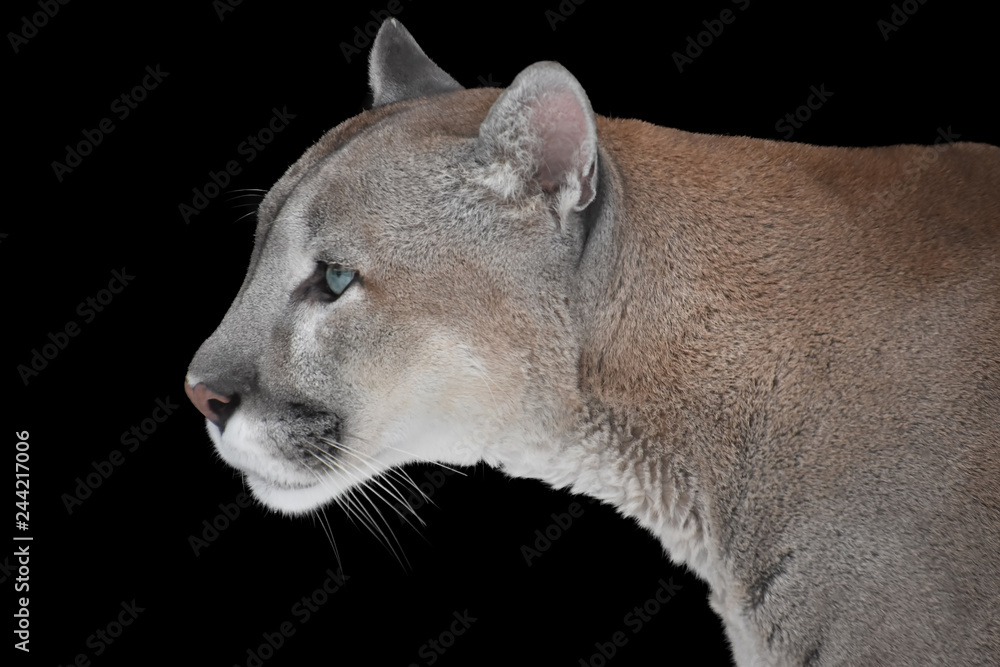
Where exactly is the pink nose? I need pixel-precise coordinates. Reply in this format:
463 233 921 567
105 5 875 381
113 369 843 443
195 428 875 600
184 380 234 427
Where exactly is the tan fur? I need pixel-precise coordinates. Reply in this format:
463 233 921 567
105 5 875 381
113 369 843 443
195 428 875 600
186 21 1000 665
578 118 1000 663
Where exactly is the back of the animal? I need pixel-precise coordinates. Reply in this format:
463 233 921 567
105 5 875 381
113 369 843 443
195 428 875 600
715 139 1000 665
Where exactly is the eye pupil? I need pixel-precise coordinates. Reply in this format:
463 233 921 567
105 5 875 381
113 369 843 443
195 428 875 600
324 265 356 297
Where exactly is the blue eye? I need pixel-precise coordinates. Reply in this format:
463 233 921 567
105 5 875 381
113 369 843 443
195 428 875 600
325 266 357 297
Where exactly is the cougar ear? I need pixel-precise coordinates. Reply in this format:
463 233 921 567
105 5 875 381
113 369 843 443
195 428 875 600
477 61 598 219
368 19 463 107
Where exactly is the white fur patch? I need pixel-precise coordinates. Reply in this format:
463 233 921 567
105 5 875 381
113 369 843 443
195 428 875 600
474 162 525 200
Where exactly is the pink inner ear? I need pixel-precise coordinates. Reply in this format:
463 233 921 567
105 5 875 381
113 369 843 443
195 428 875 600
532 89 590 193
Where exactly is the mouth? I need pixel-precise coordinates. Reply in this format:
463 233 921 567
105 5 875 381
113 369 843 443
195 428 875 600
203 412 356 514
246 471 318 491
244 471 338 515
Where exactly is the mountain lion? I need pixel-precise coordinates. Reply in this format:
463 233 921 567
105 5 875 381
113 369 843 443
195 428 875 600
185 19 999 665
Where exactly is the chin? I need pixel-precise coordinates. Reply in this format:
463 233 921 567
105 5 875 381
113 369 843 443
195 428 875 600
245 472 333 515
202 413 345 515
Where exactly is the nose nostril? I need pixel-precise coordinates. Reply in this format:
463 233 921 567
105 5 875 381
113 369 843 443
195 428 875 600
185 380 241 431
208 394 241 428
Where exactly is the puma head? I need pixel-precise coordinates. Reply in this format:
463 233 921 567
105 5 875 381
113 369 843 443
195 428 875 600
185 19 600 514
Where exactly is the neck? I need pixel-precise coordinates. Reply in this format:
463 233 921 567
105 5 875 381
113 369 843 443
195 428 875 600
494 400 717 584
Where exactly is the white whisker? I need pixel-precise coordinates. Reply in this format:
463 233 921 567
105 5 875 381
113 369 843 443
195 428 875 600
319 438 429 522
379 444 469 476
308 447 412 569
350 481 411 569
315 446 425 533
308 451 399 558
321 437 428 499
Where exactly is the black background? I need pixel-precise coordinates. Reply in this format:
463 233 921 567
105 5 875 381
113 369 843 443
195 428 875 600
6 1 997 665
